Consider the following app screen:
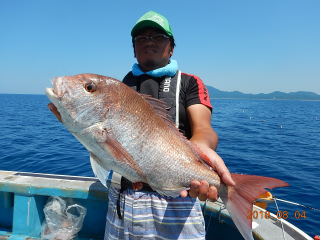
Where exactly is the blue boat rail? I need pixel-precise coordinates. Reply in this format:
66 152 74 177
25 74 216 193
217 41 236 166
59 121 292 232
0 170 109 240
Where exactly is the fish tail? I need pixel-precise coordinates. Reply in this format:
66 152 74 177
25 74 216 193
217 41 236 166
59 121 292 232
219 173 289 240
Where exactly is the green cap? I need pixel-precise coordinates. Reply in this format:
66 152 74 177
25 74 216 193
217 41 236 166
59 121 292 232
131 11 174 39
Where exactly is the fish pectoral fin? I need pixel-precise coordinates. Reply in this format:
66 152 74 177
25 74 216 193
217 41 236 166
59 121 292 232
89 152 114 189
152 187 190 198
101 130 147 182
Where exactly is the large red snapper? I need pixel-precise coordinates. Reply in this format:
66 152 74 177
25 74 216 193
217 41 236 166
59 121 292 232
46 73 289 240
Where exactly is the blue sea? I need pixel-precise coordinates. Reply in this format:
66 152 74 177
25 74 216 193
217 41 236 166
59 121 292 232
0 94 319 237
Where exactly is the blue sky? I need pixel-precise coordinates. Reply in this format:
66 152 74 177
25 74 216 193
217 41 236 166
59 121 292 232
1 0 319 95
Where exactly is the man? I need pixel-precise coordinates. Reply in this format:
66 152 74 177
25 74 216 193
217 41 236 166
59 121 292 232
48 11 235 240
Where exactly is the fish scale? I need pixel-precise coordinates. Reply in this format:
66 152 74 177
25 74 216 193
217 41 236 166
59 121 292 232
121 76 215 186
101 87 211 187
46 73 289 240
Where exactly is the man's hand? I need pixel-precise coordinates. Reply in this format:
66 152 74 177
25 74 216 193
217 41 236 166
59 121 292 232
180 180 218 201
181 104 236 202
180 145 235 201
48 103 62 123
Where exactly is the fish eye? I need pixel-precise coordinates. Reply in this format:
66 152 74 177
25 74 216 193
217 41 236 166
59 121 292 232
85 83 96 92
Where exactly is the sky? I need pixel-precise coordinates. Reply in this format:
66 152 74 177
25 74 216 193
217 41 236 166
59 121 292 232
0 0 319 95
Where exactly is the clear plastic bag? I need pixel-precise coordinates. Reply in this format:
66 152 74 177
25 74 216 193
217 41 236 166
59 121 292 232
41 196 87 240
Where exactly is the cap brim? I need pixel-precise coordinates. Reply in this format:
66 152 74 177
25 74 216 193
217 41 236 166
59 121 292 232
131 20 171 38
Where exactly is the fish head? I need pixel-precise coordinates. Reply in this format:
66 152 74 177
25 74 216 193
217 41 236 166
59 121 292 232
46 73 119 131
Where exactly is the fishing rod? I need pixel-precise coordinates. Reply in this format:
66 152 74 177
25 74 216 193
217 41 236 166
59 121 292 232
275 198 320 211
255 197 320 211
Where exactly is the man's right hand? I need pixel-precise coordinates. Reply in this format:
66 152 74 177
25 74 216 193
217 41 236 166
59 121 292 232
48 103 62 123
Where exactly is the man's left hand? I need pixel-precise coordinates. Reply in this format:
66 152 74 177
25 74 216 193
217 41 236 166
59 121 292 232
180 145 235 202
180 180 219 201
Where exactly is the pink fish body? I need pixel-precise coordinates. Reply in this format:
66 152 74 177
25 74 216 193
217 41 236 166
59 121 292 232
46 73 289 240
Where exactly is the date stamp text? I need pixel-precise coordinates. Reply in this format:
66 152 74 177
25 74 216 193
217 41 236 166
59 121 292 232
247 211 306 219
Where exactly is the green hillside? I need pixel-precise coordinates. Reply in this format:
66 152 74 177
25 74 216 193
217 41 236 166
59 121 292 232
206 86 320 100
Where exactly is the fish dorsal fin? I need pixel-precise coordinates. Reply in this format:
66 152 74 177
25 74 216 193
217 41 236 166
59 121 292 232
140 93 213 168
140 94 170 115
140 93 183 136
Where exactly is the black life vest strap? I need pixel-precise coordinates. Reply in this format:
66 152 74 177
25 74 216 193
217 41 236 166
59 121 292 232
158 70 181 128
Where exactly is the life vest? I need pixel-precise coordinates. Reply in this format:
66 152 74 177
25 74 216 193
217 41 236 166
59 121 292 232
123 70 182 128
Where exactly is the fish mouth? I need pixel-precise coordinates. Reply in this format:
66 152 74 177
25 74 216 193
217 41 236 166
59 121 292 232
46 76 64 105
46 87 61 107
45 87 58 99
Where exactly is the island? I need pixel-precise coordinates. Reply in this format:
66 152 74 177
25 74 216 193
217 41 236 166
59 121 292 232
206 86 320 101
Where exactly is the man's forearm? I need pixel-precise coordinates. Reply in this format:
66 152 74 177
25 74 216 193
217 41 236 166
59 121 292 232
189 127 219 151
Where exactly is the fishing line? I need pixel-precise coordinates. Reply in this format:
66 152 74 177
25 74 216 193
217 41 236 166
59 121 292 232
274 198 320 211
203 200 213 236
206 204 212 235
48 69 72 84
203 200 209 233
274 198 287 240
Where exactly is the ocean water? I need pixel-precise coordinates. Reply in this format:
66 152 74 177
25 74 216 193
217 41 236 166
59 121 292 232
0 94 319 237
